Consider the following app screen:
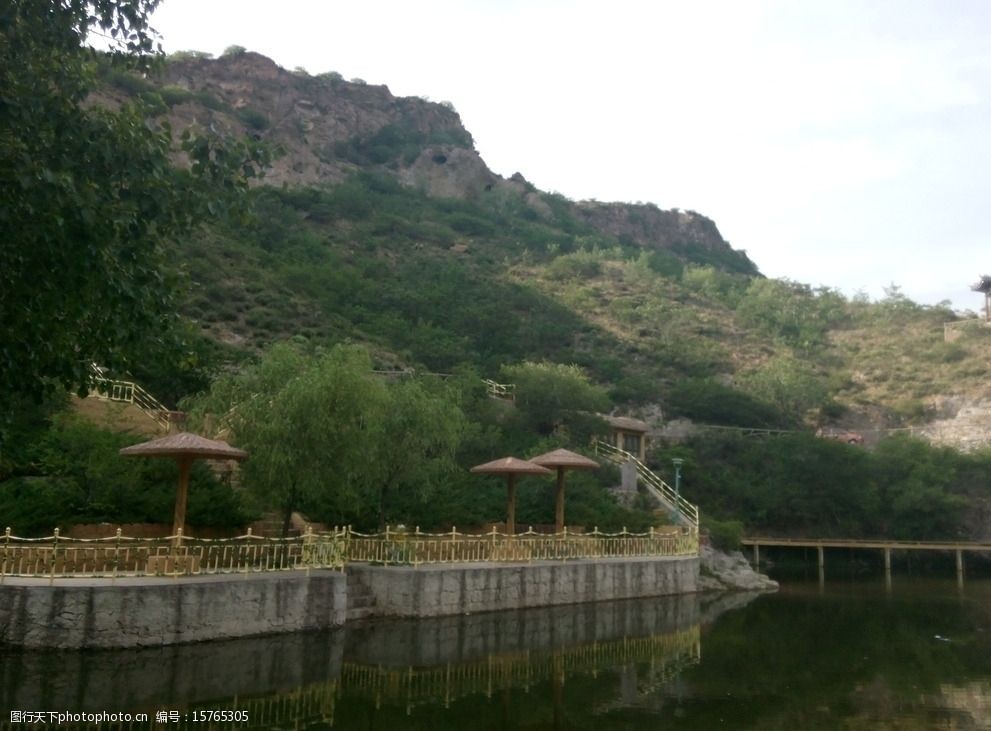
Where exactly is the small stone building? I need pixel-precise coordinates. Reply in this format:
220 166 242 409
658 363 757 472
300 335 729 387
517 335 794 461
604 415 649 461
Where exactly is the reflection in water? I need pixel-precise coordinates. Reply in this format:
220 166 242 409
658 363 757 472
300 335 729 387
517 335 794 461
933 681 991 730
0 593 713 731
341 627 699 715
6 580 985 730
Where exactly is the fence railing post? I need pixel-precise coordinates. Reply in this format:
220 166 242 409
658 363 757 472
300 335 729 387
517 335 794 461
50 527 59 585
1 527 9 584
113 527 122 581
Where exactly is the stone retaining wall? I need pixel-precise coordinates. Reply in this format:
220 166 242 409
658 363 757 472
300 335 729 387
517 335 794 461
0 570 346 649
0 556 698 648
348 556 698 618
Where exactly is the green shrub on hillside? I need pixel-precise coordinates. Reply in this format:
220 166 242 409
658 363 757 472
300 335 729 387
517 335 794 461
738 356 828 417
546 251 603 280
501 361 610 435
681 266 747 306
237 107 269 131
667 379 790 428
736 279 847 351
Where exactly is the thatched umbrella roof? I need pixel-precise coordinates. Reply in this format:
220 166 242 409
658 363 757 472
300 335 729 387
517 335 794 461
531 449 600 532
471 457 552 535
470 456 553 476
120 432 247 540
119 432 247 460
530 449 599 471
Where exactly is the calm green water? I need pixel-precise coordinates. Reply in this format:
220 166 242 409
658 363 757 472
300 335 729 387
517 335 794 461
2 576 991 730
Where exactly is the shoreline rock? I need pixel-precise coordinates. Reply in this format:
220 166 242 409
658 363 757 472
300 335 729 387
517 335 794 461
698 544 778 592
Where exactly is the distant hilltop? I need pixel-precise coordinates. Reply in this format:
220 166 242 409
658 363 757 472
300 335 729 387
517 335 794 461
109 49 755 273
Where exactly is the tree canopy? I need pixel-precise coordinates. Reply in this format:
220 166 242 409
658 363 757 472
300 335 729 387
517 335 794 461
0 1 265 411
500 361 610 436
186 342 467 532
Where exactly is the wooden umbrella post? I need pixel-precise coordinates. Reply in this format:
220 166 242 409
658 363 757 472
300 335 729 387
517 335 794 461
530 449 599 538
554 467 566 534
470 456 552 543
506 474 517 536
173 456 193 545
119 432 248 554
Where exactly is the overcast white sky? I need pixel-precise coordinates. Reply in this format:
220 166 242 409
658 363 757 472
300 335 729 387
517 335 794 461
149 0 991 312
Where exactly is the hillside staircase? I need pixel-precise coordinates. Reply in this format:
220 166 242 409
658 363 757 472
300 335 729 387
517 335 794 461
87 364 178 432
594 440 699 530
482 379 515 401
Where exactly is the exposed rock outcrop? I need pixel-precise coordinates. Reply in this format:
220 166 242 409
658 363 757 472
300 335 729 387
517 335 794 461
914 396 991 452
574 202 758 273
159 52 471 188
698 544 778 592
130 52 753 270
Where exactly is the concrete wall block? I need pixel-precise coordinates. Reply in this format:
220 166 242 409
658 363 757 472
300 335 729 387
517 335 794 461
0 572 347 649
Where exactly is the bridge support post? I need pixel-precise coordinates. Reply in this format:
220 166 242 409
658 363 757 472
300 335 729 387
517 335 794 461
884 547 892 591
817 545 824 568
753 543 759 567
956 549 964 588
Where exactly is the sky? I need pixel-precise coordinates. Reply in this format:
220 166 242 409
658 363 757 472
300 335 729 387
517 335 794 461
148 0 991 313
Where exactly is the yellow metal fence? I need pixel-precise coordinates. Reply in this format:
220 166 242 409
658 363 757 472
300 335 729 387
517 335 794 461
0 527 348 581
0 526 698 579
345 526 699 566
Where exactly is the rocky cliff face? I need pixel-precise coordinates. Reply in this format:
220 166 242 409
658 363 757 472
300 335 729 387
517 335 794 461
145 52 753 267
160 52 472 187
575 201 758 273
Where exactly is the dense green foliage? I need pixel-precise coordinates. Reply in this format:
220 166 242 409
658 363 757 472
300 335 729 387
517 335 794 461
182 341 649 533
5 32 991 543
500 361 609 436
0 0 265 413
183 175 643 379
186 342 467 531
0 410 250 535
654 432 975 540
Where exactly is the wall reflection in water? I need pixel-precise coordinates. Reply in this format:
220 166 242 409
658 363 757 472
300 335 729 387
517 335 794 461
0 593 712 730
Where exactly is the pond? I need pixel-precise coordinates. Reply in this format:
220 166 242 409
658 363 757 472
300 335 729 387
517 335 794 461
2 574 990 729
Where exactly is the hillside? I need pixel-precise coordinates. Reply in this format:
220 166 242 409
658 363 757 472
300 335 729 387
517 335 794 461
102 50 991 448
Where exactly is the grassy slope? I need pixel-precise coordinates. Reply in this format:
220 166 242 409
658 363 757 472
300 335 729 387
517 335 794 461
175 172 991 432
92 54 991 427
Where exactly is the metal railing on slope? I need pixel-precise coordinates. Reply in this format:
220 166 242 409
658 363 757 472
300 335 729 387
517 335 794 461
594 440 700 529
481 379 515 400
88 364 172 431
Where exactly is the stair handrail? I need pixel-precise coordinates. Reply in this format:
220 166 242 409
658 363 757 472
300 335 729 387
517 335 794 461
594 440 699 528
88 364 171 431
482 379 515 400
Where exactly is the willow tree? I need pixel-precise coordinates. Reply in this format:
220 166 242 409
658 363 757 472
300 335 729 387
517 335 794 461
187 342 466 533
371 377 465 527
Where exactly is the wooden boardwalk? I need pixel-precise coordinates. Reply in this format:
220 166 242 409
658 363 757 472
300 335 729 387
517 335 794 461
741 536 991 584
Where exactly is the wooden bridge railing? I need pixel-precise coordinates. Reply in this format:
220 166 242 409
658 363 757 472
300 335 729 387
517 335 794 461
741 536 991 583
